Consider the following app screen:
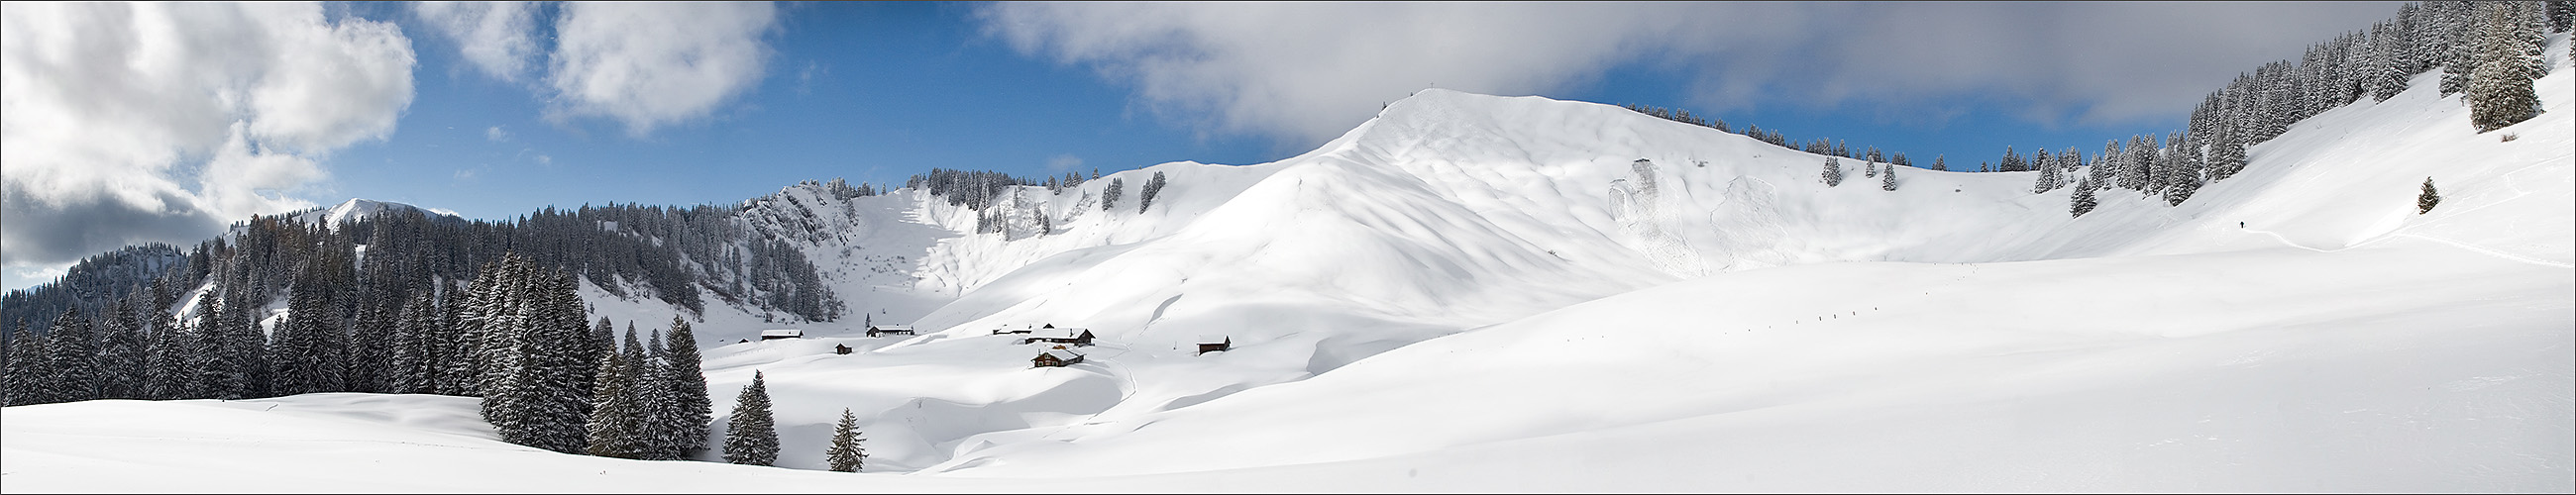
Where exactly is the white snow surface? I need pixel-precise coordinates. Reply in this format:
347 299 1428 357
7 35 2572 492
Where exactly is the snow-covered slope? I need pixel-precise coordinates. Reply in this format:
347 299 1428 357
7 35 2571 493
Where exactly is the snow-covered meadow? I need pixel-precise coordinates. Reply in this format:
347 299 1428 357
5 32 2569 494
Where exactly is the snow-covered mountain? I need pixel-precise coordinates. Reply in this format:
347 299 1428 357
6 33 2571 493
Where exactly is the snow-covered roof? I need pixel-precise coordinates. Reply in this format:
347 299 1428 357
870 325 914 331
1039 349 1082 361
760 329 802 338
1029 328 1092 339
1197 335 1230 345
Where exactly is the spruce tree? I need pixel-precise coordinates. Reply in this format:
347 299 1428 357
586 352 646 459
2071 176 2100 218
825 407 866 472
1821 156 1844 186
723 370 780 466
2418 177 2441 214
46 309 98 403
142 317 188 400
1138 171 1169 214
1931 154 1947 171
637 329 683 460
663 316 712 458
1101 178 1124 212
96 302 147 399
5 321 54 405
2468 2 2543 133
1881 163 1898 191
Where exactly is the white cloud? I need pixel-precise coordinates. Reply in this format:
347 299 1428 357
0 2 414 268
411 1 540 82
486 126 510 142
1045 153 1084 173
545 2 781 137
979 2 2402 145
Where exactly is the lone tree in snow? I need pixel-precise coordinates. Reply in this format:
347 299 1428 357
825 407 867 472
1881 163 1898 191
2070 176 2099 218
1821 156 1844 187
722 370 779 466
2418 177 2441 214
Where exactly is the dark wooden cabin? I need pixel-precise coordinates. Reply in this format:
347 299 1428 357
1032 349 1085 367
1196 335 1231 354
867 325 916 338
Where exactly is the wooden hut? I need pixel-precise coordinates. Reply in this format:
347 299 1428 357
867 325 916 338
1021 328 1096 346
833 344 852 355
1196 335 1231 354
1031 348 1085 367
759 329 803 341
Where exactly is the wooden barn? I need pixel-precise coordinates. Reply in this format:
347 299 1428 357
759 329 803 341
1031 348 1085 367
833 344 852 355
1021 328 1096 346
1196 335 1231 354
867 325 916 338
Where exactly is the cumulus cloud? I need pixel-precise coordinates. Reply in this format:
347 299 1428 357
0 2 414 269
979 2 2400 145
486 126 510 142
411 1 540 82
545 2 780 137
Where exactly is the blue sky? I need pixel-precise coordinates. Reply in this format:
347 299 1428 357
1 1 2405 291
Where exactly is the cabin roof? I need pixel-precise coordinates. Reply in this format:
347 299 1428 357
1039 349 1083 361
1196 335 1230 345
870 325 914 331
760 329 802 338
1029 328 1093 339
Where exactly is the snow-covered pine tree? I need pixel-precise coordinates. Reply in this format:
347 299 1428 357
2070 176 2099 218
663 316 712 458
386 292 435 394
2165 132 2206 206
95 302 146 399
723 370 780 466
5 320 53 405
2031 148 2053 179
46 309 98 403
1101 177 1124 212
1931 154 1947 171
1138 171 1169 214
825 407 866 472
1998 147 2024 172
2419 177 2442 213
2441 0 2483 96
434 281 476 396
2122 135 2159 191
142 315 188 400
2208 125 2249 182
1821 156 1844 186
1865 161 1878 178
2094 140 2122 190
637 328 682 460
1881 163 1898 191
2469 1 2544 133
586 352 647 459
